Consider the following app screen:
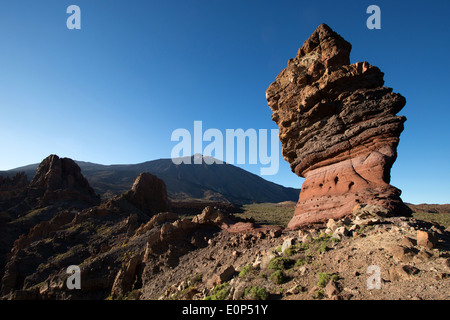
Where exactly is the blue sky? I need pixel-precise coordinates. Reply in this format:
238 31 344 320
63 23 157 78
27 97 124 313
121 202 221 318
0 1 449 204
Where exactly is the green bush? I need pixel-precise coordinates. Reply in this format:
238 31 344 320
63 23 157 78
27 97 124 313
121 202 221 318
312 235 334 253
294 258 307 267
283 247 296 256
239 265 252 278
267 257 293 270
317 273 339 288
269 270 286 284
244 286 269 300
204 283 230 300
317 242 329 253
317 273 331 288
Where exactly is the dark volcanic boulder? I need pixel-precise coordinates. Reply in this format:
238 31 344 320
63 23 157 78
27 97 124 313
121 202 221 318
28 154 100 206
124 172 170 217
266 23 410 228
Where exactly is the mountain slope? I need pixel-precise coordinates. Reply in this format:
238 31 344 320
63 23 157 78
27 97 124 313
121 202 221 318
1 155 299 204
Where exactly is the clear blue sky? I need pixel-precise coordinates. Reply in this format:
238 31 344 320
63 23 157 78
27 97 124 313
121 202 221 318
0 1 449 204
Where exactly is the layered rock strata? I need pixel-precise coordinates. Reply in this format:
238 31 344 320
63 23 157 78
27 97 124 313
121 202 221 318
266 23 410 228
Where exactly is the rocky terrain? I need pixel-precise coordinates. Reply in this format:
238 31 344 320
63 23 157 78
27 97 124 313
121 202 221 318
0 154 448 300
147 206 450 301
0 155 101 292
0 154 279 299
266 23 411 228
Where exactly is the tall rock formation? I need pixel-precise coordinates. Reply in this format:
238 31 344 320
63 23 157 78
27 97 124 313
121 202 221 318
266 23 410 228
28 154 100 206
123 172 170 216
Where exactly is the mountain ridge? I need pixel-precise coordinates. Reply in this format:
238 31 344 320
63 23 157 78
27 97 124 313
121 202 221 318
0 155 300 204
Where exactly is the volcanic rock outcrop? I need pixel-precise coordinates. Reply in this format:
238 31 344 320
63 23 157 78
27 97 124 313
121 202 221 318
123 172 169 217
266 23 410 228
28 154 100 206
0 169 170 297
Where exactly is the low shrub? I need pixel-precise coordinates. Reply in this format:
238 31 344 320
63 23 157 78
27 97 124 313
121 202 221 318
244 286 269 300
204 283 230 300
267 257 294 270
269 270 286 284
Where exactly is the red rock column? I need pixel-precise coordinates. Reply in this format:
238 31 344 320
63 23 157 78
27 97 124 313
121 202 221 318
266 23 411 229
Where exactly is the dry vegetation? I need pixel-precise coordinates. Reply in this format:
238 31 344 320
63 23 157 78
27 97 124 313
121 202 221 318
407 204 450 228
233 202 450 229
233 203 295 228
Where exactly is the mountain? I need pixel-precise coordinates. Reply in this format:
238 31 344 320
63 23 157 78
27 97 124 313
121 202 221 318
1 155 300 204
